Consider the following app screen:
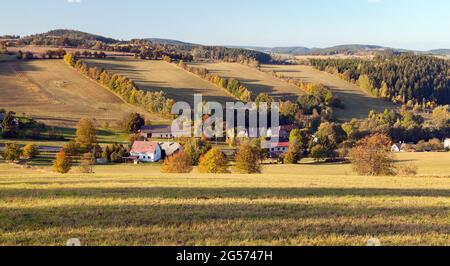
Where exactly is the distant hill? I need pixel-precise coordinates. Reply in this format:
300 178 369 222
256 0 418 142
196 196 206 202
144 38 197 46
22 29 119 44
427 49 450 56
239 44 397 56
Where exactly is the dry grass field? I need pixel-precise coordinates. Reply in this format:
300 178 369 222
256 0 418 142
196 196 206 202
260 64 397 120
84 57 237 105
189 62 305 101
0 59 161 127
0 152 448 246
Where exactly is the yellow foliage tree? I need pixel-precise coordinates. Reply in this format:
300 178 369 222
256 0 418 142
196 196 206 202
199 148 229 174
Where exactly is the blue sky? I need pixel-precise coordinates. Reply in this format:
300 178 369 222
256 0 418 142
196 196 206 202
1 0 449 50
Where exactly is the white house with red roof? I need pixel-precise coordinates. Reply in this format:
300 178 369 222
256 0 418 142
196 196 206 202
268 142 290 157
130 141 162 163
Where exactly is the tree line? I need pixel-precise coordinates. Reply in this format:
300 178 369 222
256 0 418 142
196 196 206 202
15 30 274 65
310 54 450 105
64 53 175 118
177 60 253 102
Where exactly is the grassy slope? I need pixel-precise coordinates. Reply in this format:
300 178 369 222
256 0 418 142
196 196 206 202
84 57 237 106
260 64 397 121
0 59 163 127
190 62 305 101
0 153 448 246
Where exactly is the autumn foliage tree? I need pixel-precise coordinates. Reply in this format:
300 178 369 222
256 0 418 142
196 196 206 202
23 144 40 159
53 150 72 174
2 144 22 161
199 148 229 173
284 129 303 164
349 134 395 176
234 141 261 174
161 151 193 173
76 118 97 148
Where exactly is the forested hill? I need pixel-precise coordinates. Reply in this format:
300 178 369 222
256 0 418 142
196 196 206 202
310 54 450 105
15 29 274 64
19 29 119 46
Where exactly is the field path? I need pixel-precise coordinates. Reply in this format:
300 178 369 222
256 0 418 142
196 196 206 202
261 64 397 120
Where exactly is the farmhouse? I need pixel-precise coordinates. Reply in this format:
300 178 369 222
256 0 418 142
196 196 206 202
268 142 289 157
391 143 416 153
129 141 162 163
159 142 182 159
236 125 297 139
140 125 174 139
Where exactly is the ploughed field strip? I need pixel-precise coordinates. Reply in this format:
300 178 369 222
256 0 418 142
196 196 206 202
0 60 158 126
188 62 305 101
260 64 397 121
0 159 449 246
84 57 236 106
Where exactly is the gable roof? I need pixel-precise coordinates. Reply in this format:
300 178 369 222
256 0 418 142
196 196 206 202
392 143 402 151
268 142 290 149
159 142 182 156
140 125 172 134
130 141 159 154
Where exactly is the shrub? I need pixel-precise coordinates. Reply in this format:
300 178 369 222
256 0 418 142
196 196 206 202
63 140 82 156
161 152 193 173
2 144 22 161
234 141 261 174
181 138 211 166
199 148 229 173
123 113 145 133
22 144 40 159
53 150 72 174
428 138 444 151
310 144 330 161
349 134 395 176
284 137 302 164
79 153 94 174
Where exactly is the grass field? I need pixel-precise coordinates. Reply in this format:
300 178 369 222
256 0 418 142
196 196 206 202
0 153 448 246
84 57 237 105
0 59 162 127
189 62 305 101
260 64 397 121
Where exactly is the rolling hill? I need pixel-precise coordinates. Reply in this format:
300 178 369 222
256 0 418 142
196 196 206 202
21 29 119 45
84 57 237 105
0 59 160 127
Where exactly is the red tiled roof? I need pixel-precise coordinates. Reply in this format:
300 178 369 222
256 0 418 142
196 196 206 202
275 142 290 148
130 141 159 154
268 142 290 148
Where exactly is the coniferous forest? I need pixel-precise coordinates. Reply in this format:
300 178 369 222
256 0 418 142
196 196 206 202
310 54 450 105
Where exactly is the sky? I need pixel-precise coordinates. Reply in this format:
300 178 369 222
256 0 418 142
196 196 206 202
1 0 450 50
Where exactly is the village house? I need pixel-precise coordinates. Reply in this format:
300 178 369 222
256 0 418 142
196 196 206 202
444 138 450 150
129 141 162 163
236 125 297 140
139 125 178 139
268 142 290 157
391 142 416 153
159 142 182 159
